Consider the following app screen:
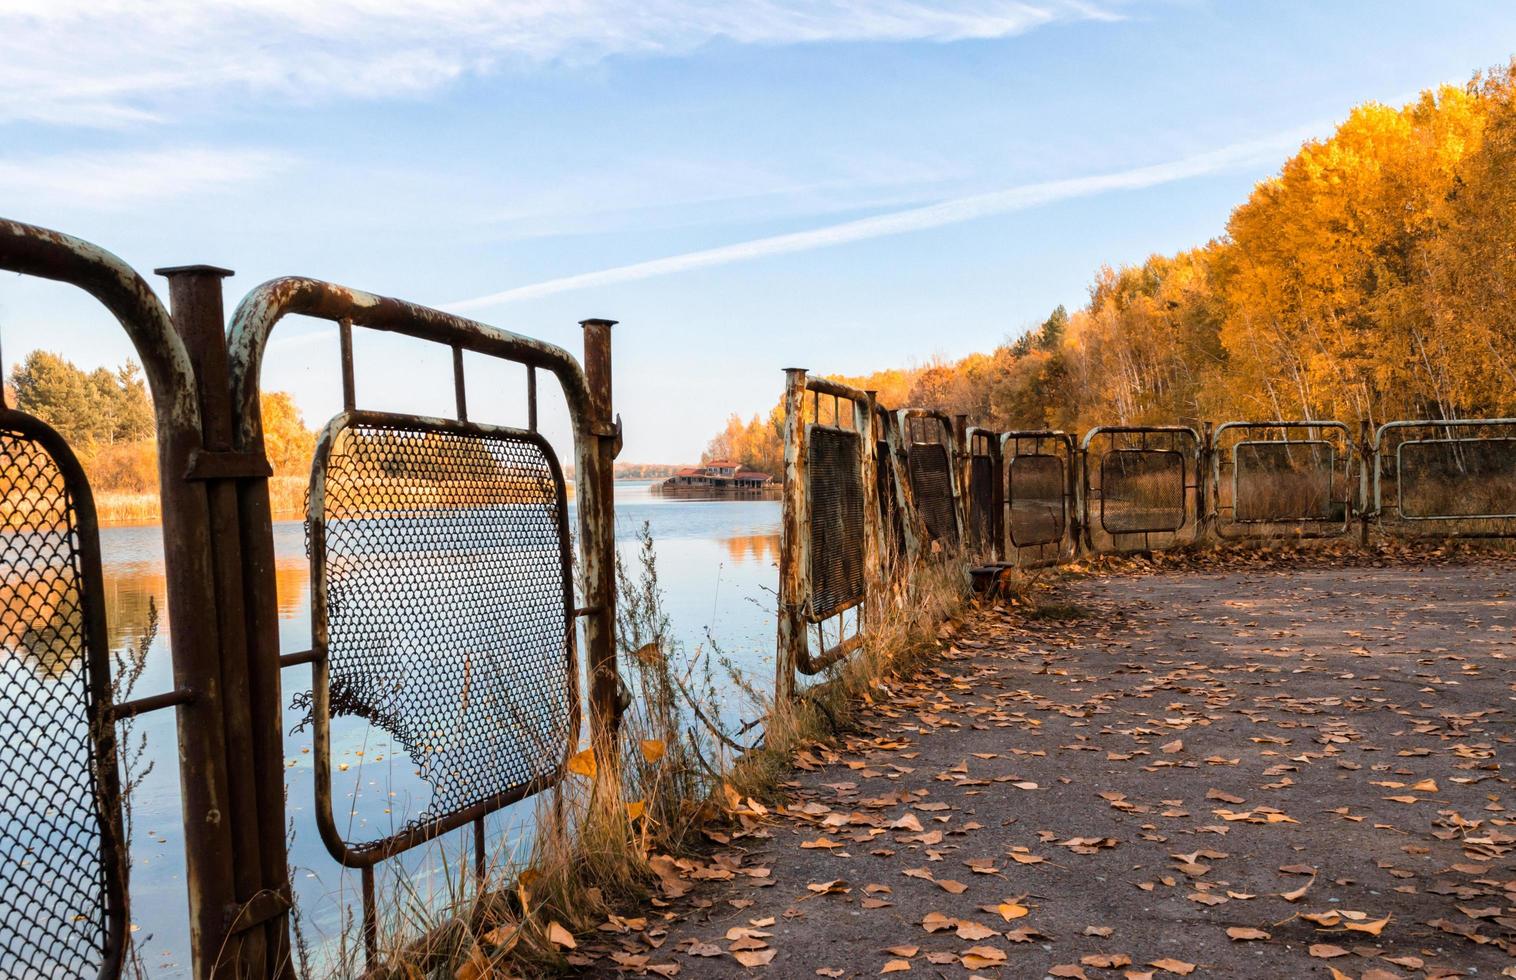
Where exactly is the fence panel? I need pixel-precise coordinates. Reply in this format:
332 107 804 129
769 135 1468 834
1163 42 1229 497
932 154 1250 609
965 428 1002 560
776 372 879 693
1001 431 1076 567
1373 419 1516 537
1212 421 1354 539
227 278 617 964
0 408 126 978
873 406 913 569
308 412 577 864
0 218 277 977
901 410 961 552
1081 426 1201 552
807 425 867 621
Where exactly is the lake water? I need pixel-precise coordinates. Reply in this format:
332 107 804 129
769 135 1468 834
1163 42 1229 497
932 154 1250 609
95 481 779 974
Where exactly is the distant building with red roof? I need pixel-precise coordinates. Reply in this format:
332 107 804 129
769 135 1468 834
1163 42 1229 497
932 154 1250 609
658 460 773 492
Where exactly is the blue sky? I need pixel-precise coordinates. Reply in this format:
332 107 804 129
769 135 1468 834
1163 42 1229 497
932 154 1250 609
2 1 1515 463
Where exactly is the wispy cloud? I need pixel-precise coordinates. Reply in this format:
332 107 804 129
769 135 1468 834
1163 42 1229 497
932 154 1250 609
444 127 1312 311
0 1 1120 127
0 147 291 208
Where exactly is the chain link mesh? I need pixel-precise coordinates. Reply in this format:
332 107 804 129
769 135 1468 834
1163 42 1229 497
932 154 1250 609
1007 454 1065 547
1397 436 1516 519
1100 449 1185 533
968 454 993 553
314 418 574 853
907 442 959 549
1234 441 1337 522
806 427 864 621
0 421 116 977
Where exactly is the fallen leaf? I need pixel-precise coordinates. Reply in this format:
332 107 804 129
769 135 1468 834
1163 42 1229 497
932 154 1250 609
960 946 1007 970
1280 877 1314 902
547 921 577 949
996 901 1029 921
1341 914 1390 936
567 748 596 778
1226 927 1270 941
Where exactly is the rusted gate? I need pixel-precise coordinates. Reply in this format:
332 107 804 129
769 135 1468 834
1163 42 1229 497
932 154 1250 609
1209 421 1355 539
226 279 620 963
1080 426 1202 553
872 402 921 573
0 218 620 978
964 427 1003 560
1000 430 1077 567
1370 419 1516 538
899 409 963 553
0 220 292 977
776 371 880 699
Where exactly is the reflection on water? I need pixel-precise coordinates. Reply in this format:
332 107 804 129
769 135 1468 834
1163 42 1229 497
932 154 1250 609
0 481 780 975
723 532 779 565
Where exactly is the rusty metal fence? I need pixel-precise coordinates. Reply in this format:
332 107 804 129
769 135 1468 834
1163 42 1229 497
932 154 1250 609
965 428 1002 560
1211 421 1354 539
1370 419 1516 537
1001 430 1076 567
227 279 619 964
11 211 1516 976
0 407 126 979
0 217 620 978
775 371 881 698
900 409 962 553
1081 426 1202 553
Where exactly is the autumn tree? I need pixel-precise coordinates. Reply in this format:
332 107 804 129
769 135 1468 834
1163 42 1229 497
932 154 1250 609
260 391 317 475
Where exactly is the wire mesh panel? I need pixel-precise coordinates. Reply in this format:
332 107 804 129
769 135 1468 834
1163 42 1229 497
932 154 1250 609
1375 419 1516 537
907 442 959 550
806 426 865 621
1082 427 1200 552
309 411 576 862
1101 451 1185 532
1002 431 1074 568
1214 422 1352 538
0 411 124 977
1008 456 1065 545
967 431 997 557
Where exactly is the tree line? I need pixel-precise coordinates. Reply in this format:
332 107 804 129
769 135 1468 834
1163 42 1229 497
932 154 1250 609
708 61 1516 462
8 349 315 496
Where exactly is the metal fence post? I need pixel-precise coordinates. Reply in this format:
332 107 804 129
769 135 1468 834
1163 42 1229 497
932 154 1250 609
1198 420 1215 543
776 368 809 702
857 391 883 630
952 414 970 552
579 319 620 760
1358 418 1372 548
158 265 274 978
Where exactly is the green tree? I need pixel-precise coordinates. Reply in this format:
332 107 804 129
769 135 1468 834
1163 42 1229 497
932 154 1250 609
11 351 96 444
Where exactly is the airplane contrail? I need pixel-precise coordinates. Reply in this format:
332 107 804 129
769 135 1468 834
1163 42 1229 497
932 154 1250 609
444 126 1315 313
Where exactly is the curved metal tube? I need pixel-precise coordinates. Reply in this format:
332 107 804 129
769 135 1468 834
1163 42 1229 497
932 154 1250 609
226 276 592 446
0 219 200 430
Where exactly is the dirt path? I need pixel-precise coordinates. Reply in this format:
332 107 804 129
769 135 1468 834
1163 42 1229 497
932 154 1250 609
591 558 1515 979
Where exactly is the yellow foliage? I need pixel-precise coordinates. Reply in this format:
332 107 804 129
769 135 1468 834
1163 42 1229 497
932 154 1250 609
715 62 1516 438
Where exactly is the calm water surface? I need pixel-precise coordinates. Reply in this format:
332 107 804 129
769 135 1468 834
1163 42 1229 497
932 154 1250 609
102 481 778 974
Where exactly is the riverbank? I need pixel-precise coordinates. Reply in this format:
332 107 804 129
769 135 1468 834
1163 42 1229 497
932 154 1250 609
94 475 310 526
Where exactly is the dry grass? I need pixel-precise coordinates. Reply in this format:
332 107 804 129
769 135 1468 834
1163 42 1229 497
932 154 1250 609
348 530 970 978
93 476 308 526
